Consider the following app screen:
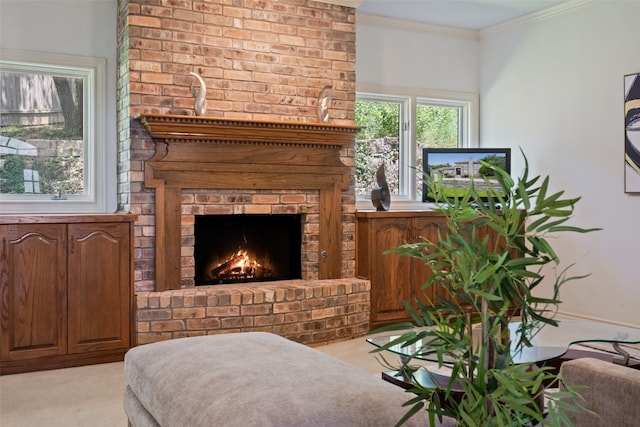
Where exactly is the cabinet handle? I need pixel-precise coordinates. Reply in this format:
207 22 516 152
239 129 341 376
2 237 5 258
70 236 75 254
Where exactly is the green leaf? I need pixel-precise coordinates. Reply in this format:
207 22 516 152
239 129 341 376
374 148 600 427
548 225 603 233
394 401 425 427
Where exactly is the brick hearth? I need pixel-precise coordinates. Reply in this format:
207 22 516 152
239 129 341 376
135 278 370 346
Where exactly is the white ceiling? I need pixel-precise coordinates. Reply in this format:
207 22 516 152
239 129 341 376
357 0 571 30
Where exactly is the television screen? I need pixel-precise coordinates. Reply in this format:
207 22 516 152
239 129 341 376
422 148 511 203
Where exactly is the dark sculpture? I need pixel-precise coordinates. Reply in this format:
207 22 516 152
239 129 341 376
371 165 390 211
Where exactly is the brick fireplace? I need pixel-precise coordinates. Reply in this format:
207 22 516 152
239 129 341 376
117 0 368 345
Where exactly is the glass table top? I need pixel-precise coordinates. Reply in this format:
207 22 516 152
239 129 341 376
367 319 640 365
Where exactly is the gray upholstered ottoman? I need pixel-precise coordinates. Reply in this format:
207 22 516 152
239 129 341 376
123 332 436 427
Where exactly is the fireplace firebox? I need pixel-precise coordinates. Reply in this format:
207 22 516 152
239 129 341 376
194 214 302 285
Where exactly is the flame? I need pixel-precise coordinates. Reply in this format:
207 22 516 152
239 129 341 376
225 250 261 276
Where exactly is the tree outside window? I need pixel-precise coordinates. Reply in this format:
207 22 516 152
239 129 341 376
355 92 469 202
1 72 84 196
0 48 107 214
355 97 401 197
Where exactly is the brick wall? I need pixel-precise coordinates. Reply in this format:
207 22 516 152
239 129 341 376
123 0 355 122
118 0 355 291
116 0 365 343
118 0 358 292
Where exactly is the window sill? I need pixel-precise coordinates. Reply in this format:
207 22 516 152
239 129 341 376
356 199 439 212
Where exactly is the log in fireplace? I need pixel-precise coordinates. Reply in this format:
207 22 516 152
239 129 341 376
194 214 302 285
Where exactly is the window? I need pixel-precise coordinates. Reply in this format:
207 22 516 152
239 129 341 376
355 84 478 208
0 48 106 213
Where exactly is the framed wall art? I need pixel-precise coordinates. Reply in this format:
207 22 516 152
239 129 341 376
625 72 640 193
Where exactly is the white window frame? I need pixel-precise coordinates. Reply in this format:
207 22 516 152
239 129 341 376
356 82 479 211
0 48 106 214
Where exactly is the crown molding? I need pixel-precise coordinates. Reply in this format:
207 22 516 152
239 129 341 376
482 0 600 35
356 12 480 41
354 0 599 40
317 0 363 8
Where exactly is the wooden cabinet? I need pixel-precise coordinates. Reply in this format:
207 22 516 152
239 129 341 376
357 211 448 329
0 215 136 374
0 224 68 362
67 222 131 354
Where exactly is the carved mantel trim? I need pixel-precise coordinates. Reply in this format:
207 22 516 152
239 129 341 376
138 114 359 291
139 114 359 147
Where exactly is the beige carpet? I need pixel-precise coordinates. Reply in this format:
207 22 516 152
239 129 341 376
0 334 398 427
1 332 628 426
0 361 129 427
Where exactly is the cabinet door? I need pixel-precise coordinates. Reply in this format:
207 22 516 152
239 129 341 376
67 223 130 353
411 217 447 307
368 218 414 325
0 224 67 361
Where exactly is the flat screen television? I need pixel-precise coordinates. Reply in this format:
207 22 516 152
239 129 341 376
422 147 511 203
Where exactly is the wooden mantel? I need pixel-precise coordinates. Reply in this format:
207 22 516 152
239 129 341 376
138 114 359 291
139 114 358 146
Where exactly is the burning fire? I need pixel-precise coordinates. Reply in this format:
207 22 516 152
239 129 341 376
210 249 266 281
227 250 261 276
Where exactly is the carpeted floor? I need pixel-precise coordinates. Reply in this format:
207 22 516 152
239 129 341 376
0 333 396 427
0 361 129 427
1 333 638 427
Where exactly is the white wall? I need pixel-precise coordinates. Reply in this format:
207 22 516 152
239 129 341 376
0 0 118 212
356 16 480 93
481 1 640 327
357 3 640 328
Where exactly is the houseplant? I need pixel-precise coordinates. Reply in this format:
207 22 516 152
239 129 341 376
372 149 599 426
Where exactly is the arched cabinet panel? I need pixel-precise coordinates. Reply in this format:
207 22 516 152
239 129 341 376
0 224 67 361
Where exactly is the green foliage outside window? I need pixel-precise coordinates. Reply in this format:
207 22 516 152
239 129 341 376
0 151 83 195
416 104 459 148
0 125 83 195
355 100 400 195
0 155 28 193
355 100 400 140
355 98 460 197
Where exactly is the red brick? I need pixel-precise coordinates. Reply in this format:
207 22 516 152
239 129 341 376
312 307 335 319
172 307 206 319
151 320 185 331
128 15 161 28
272 323 302 335
221 317 253 328
241 304 272 316
186 318 221 329
273 301 301 313
285 311 312 323
206 306 240 317
137 309 171 321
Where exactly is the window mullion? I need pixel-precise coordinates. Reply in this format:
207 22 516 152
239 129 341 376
399 97 416 200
